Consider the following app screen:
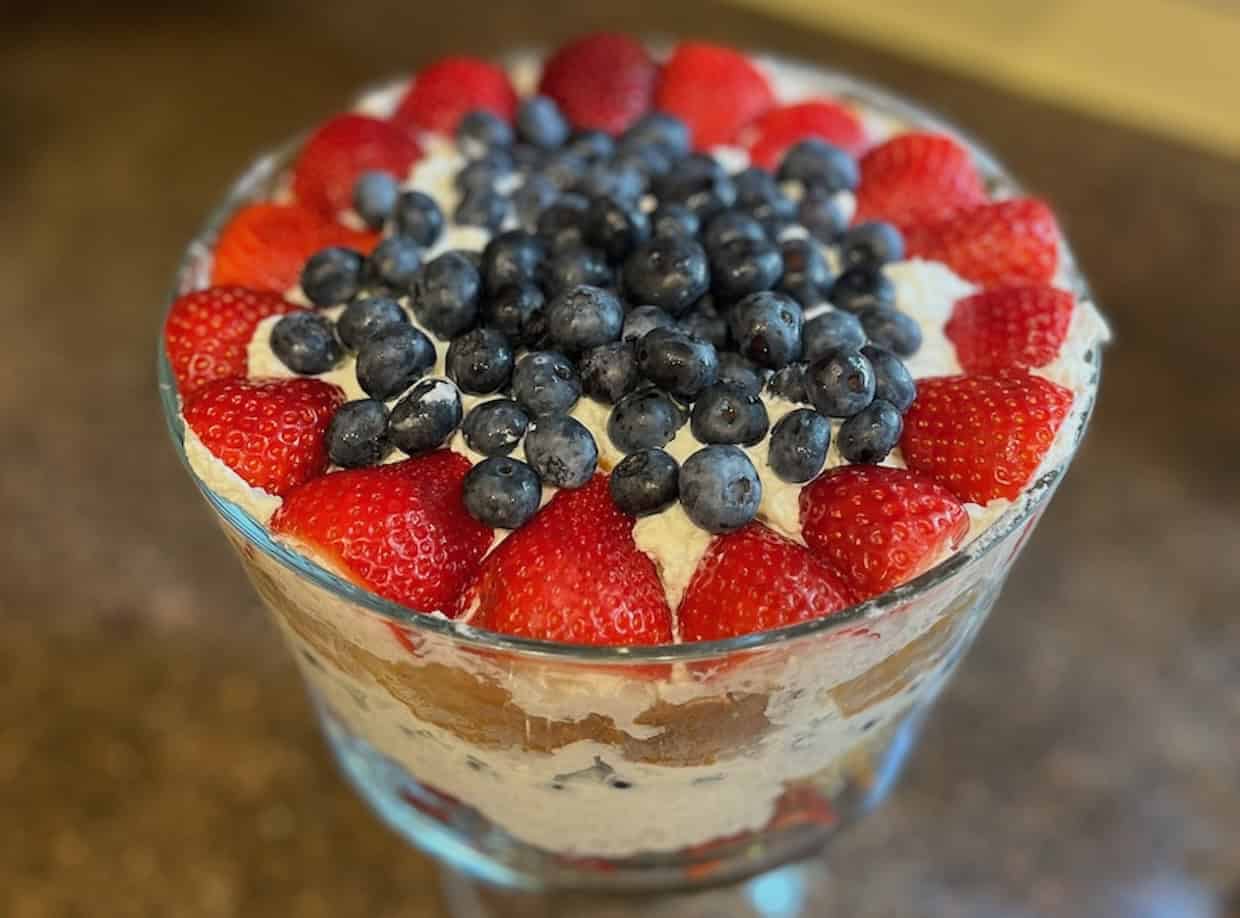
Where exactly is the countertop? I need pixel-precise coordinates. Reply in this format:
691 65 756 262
2 2 1238 915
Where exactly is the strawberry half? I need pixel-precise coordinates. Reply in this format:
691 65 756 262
678 523 855 642
211 203 379 293
292 113 421 218
945 284 1075 375
538 33 658 134
905 198 1060 288
272 451 493 612
854 132 987 231
460 475 673 646
164 285 302 394
654 42 775 150
800 465 969 600
745 100 868 169
392 56 518 135
900 373 1074 503
183 376 344 496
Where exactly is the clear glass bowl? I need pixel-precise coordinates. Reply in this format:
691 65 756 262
158 58 1102 917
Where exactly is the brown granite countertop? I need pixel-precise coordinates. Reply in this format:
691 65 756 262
2 3 1238 916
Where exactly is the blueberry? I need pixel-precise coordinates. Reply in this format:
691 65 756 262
394 190 444 247
806 349 876 418
679 309 730 350
481 231 547 294
651 204 700 240
679 446 762 534
803 310 866 362
576 162 645 204
547 284 624 354
829 266 896 313
463 457 542 529
798 187 849 243
446 327 514 395
636 328 719 399
511 351 581 416
613 144 673 181
623 304 677 341
353 171 399 231
584 196 650 262
766 363 810 404
326 399 391 468
510 142 546 172
355 325 436 400
607 389 684 453
767 408 831 483
710 235 783 302
517 95 570 150
270 312 343 374
838 399 903 464
777 237 833 307
622 112 692 159
536 195 589 251
566 130 615 162
461 399 529 457
654 154 736 222
733 167 781 207
777 139 859 192
524 414 598 488
364 236 422 292
455 150 514 194
336 295 408 351
841 221 905 268
609 449 679 517
622 237 710 317
482 282 546 347
300 247 363 307
730 291 804 369
690 382 769 446
733 168 796 233
859 307 922 357
457 110 513 157
543 246 613 296
716 352 766 396
387 378 463 456
512 175 559 231
861 345 917 412
411 251 482 339
579 340 640 404
455 188 508 231
702 211 767 254
539 150 588 190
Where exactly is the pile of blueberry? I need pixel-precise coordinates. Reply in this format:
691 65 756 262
269 94 920 534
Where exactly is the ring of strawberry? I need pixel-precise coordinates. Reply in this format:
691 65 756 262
538 33 658 135
854 132 987 231
654 41 775 150
392 56 518 135
744 100 869 169
904 198 1059 288
292 113 422 219
945 284 1075 375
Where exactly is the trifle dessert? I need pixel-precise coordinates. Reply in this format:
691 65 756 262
161 33 1107 886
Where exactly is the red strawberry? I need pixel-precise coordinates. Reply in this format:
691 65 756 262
164 285 302 394
654 42 775 150
538 33 658 134
905 198 1060 288
272 451 493 612
182 377 344 496
800 465 969 600
460 475 673 646
211 203 379 293
900 373 1074 503
392 56 518 135
678 523 855 642
854 132 987 230
292 113 421 218
745 100 868 169
945 284 1075 375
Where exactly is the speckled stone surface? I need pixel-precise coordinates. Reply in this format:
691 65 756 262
2 3 1238 916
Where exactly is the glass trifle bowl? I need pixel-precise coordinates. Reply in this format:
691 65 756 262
159 45 1104 917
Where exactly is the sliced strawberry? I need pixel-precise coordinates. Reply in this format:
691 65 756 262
945 284 1075 375
292 113 421 218
211 203 379 293
905 198 1060 288
678 523 854 642
745 100 868 169
854 132 987 230
164 285 302 394
538 33 657 134
460 475 673 646
183 377 344 496
654 42 775 150
392 56 518 135
899 373 1074 503
272 451 493 612
800 465 969 600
